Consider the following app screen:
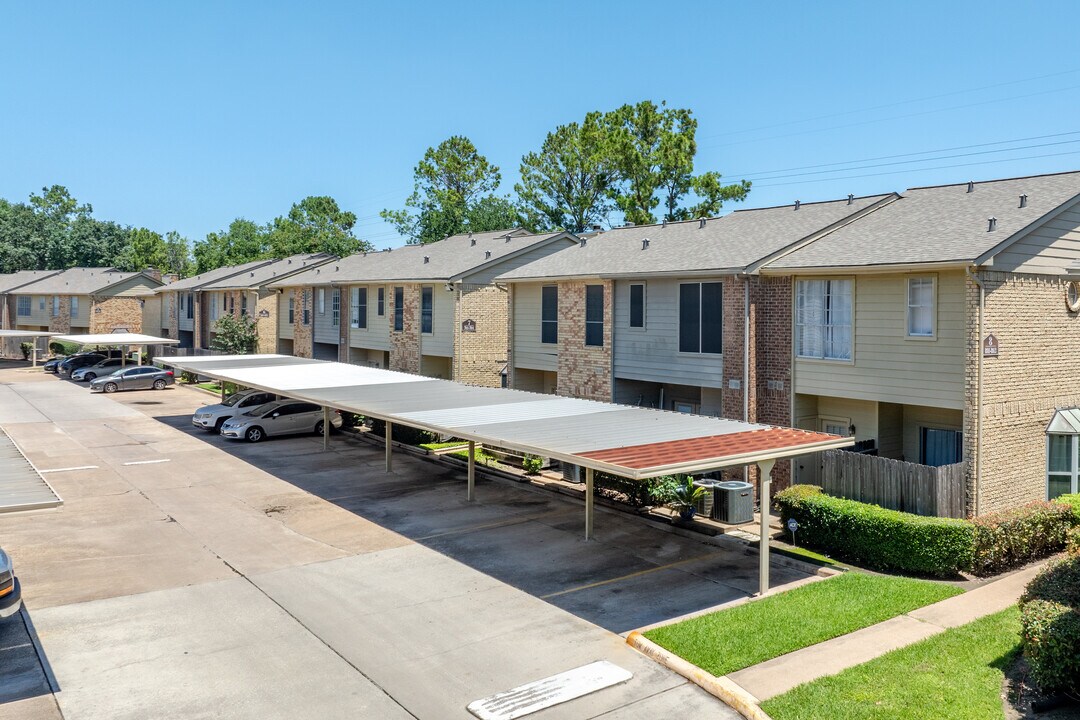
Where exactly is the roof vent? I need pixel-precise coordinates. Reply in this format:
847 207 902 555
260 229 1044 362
485 250 492 259
642 238 650 250
967 181 975 193
662 219 668 228
988 217 997 232
468 231 473 238
624 222 635 228
699 218 707 229
579 237 587 248
847 194 854 205
423 256 430 264
1019 194 1028 208
794 200 801 210
470 238 476 246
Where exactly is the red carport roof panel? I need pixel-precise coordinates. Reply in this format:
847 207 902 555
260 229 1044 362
574 428 840 470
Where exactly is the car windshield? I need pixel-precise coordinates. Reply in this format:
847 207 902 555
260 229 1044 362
221 392 251 408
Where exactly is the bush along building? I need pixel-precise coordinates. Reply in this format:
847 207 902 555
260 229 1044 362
762 170 1080 514
496 194 896 488
272 229 576 386
7 267 165 337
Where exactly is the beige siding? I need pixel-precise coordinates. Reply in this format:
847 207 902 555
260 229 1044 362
794 271 965 409
311 286 339 345
140 295 162 335
70 294 89 328
902 406 963 463
512 282 557 372
278 290 294 339
421 284 453 357
178 292 194 332
463 238 577 285
106 276 160 297
348 284 389 352
992 199 1080 275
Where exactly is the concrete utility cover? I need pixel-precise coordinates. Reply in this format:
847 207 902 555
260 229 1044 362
0 427 62 513
467 661 633 720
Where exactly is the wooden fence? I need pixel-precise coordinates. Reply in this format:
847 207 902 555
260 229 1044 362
821 450 966 518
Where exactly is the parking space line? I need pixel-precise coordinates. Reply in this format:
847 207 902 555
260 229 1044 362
122 459 171 466
40 465 98 473
540 553 719 600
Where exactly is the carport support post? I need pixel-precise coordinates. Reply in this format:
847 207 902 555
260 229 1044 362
385 421 393 473
322 407 330 451
467 441 475 502
756 458 776 596
585 467 594 540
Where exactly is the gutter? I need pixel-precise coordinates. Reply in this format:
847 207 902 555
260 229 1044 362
759 260 972 276
966 265 983 517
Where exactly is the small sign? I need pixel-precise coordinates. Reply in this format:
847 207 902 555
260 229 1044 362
258 309 270 318
461 319 476 333
982 333 999 358
787 518 799 533
94 307 102 314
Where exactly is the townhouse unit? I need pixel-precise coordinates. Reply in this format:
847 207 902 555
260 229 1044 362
159 260 272 349
762 171 1080 514
6 267 165 336
0 269 62 356
272 229 576 386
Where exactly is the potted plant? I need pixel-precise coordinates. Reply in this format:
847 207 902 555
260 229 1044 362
668 475 706 521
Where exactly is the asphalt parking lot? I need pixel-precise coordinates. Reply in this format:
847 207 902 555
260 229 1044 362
0 366 813 719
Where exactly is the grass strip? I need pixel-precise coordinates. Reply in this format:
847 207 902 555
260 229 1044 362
643 572 961 676
762 606 1020 720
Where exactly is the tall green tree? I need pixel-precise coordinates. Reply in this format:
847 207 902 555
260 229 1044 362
193 219 270 274
267 196 369 258
516 112 614 233
0 199 39 273
68 217 129 268
381 136 511 244
116 227 168 272
28 185 94 269
163 231 193 277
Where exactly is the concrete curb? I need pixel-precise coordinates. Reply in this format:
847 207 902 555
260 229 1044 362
625 631 773 720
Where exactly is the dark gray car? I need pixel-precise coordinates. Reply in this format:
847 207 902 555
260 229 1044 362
89 366 175 393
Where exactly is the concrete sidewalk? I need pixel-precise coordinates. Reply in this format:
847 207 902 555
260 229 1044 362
726 562 1046 701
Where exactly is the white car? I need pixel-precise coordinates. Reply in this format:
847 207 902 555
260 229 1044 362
219 400 341 442
192 389 278 434
0 549 21 620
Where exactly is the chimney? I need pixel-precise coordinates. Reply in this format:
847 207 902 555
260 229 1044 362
988 217 997 232
163 273 179 285
967 181 975 193
847 194 854 205
1019 194 1028 208
794 200 801 210
143 267 161 282
699 218 707 229
642 238 650 250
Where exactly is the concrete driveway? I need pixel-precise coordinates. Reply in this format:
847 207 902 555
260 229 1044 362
0 368 810 719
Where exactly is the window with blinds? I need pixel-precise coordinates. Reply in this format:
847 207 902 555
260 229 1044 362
352 287 367 328
796 279 852 360
907 277 934 337
541 286 557 344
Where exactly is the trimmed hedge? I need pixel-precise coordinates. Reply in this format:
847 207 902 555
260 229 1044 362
970 501 1075 576
1057 493 1080 521
1067 526 1080 555
774 485 974 577
1020 554 1080 694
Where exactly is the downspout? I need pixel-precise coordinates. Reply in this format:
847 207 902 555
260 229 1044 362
743 278 750 423
966 266 983 517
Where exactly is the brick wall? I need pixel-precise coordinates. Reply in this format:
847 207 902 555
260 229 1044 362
454 283 508 387
90 297 142 333
48 296 71 333
165 291 178 339
556 280 613 401
293 287 313 358
255 290 277 354
965 271 1080 514
390 284 420 373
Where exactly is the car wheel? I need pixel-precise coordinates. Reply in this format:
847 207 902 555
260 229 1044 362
314 420 325 436
103 382 118 393
210 418 226 434
85 373 96 381
153 379 166 390
245 427 264 443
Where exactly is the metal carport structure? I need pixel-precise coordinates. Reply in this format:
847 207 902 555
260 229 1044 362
51 333 181 366
0 329 57 367
160 354 853 594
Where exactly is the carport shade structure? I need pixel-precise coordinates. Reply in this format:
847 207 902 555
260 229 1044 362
160 354 853 594
0 329 57 367
51 333 181 367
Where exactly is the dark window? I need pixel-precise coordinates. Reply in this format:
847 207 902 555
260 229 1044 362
186 293 194 320
240 294 247 316
421 286 433 334
302 291 311 325
585 285 604 347
352 288 367 329
377 287 385 316
629 284 645 328
920 428 963 466
288 295 294 324
393 287 404 332
541 286 558 344
16 296 30 317
679 281 723 354
331 290 340 327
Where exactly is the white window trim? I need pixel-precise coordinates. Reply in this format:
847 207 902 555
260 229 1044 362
819 415 852 437
628 282 647 331
70 296 78 318
16 296 30 317
52 296 60 317
794 276 855 364
905 275 937 341
331 289 340 327
1047 433 1079 499
318 288 326 315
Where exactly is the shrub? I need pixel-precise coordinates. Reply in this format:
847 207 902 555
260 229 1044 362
970 502 1074 576
1056 493 1080 522
47 341 79 356
19 342 32 360
522 455 543 475
367 418 436 446
1067 525 1080 555
774 485 974 577
593 471 652 507
1020 554 1080 694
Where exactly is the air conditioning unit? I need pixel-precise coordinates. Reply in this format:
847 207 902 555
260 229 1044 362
563 463 583 484
714 481 754 524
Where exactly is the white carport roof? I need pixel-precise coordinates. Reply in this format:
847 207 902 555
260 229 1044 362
160 354 850 480
0 330 57 338
52 333 181 346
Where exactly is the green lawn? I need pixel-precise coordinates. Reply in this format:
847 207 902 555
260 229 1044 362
419 441 469 451
762 607 1020 720
771 543 845 568
643 572 961 676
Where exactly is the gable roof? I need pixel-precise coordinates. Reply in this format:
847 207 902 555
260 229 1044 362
199 253 336 290
0 270 61 294
159 259 274 292
495 195 895 282
13 267 161 296
270 229 573 287
766 171 1080 271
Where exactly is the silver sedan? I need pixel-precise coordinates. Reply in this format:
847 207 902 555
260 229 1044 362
219 400 341 442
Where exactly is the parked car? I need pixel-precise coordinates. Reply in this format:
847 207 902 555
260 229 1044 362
219 400 341 442
58 349 123 377
43 355 69 373
192 388 278 434
71 357 126 382
89 366 175 393
0 548 22 620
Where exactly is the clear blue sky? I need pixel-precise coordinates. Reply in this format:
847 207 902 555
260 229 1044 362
3 1 1079 249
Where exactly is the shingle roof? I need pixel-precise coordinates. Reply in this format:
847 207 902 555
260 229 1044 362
0 270 61 294
13 267 158 295
199 254 336 290
159 260 273 292
495 195 894 281
768 171 1080 269
269 229 567 287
